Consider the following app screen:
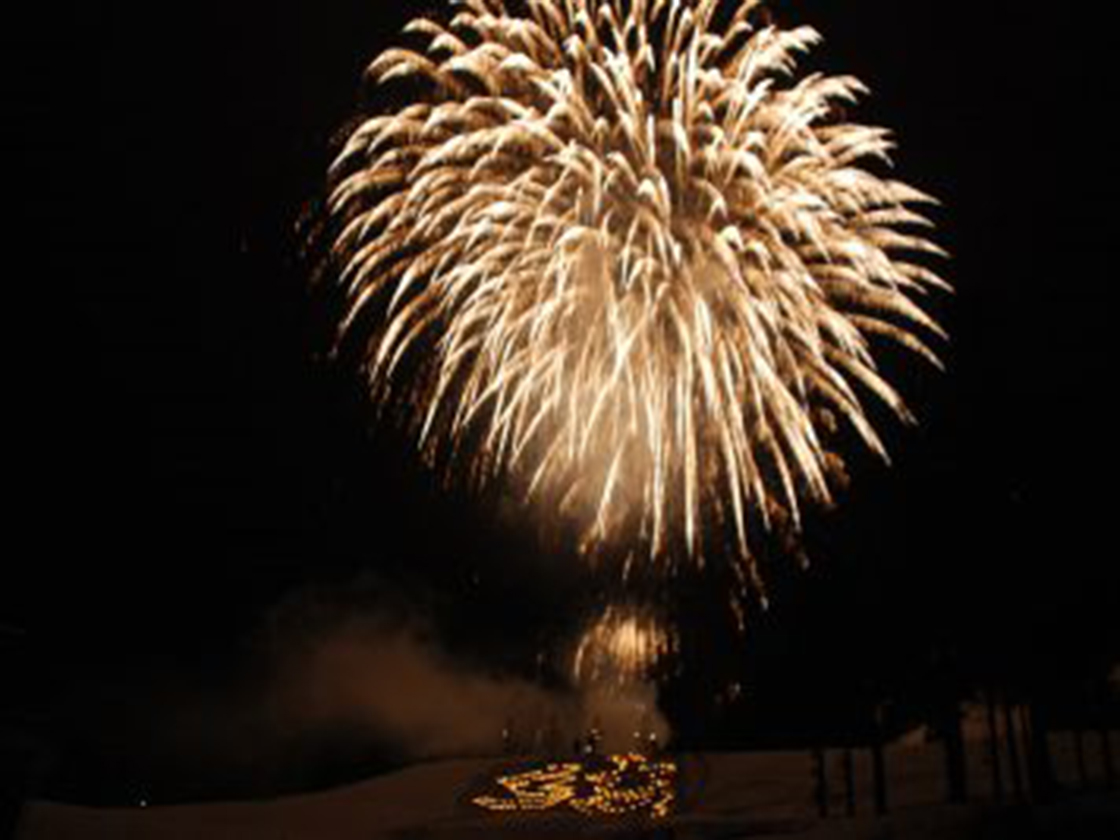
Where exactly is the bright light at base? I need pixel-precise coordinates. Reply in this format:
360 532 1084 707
472 753 677 818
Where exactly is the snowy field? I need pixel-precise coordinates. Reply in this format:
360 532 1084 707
14 733 1119 840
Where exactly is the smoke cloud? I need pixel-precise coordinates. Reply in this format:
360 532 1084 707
258 590 670 760
89 581 674 802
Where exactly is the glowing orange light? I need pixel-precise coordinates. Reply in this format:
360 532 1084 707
472 753 677 819
573 604 676 686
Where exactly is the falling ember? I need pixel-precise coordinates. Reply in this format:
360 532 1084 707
323 0 948 593
572 604 676 687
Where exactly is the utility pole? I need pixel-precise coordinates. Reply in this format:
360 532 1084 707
843 747 856 817
1026 701 1055 802
1003 698 1026 802
986 689 1004 801
872 703 889 815
812 747 829 818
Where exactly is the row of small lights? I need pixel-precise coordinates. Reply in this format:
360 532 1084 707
472 753 676 819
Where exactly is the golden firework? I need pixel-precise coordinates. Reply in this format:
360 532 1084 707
325 0 948 587
572 604 676 686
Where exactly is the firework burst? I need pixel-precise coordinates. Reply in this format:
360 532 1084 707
572 603 676 687
324 0 948 595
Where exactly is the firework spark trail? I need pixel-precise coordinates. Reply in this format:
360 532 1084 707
573 603 677 687
326 0 948 597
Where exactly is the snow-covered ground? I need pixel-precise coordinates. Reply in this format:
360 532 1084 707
15 736 1119 840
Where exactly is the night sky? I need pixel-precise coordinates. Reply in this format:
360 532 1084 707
9 0 1117 801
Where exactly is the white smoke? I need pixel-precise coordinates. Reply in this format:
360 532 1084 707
257 588 671 761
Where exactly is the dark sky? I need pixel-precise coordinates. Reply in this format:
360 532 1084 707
10 0 1116 726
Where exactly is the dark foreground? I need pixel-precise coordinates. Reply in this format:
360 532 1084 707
9 752 1119 840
